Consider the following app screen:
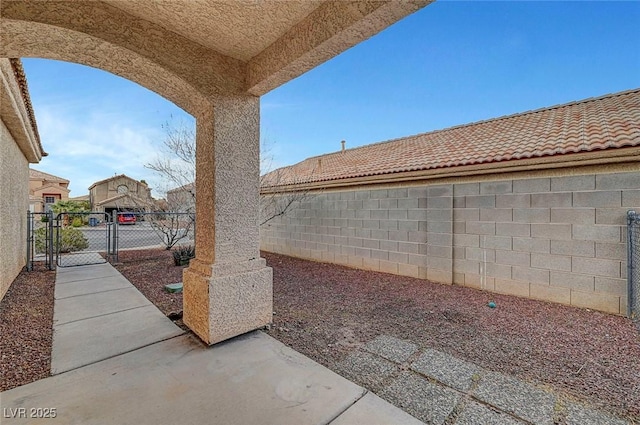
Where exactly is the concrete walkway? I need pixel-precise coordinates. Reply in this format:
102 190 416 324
0 263 422 425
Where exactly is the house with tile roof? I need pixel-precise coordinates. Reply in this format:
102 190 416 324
88 174 156 215
260 88 640 317
29 168 70 213
1 58 46 300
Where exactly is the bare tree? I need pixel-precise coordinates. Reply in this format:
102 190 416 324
123 195 195 250
259 168 316 226
145 119 315 226
148 211 195 250
145 119 196 213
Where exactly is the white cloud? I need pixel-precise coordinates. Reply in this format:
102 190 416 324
34 104 166 197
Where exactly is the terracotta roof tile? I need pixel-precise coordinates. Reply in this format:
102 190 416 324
262 89 640 188
10 59 44 156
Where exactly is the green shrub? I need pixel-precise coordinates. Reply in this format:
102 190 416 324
35 226 89 254
172 245 195 266
71 217 84 227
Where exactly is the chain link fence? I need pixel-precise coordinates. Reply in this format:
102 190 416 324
54 212 112 267
112 212 195 262
26 211 54 270
26 211 195 268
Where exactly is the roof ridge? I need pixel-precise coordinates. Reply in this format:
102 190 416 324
29 168 69 182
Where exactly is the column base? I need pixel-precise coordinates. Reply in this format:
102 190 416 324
183 258 273 345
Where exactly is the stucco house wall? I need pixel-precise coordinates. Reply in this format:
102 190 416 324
260 89 640 317
0 59 45 301
0 120 29 299
166 182 195 213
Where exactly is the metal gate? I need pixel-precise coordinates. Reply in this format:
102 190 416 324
627 210 640 319
26 211 54 270
27 210 195 269
54 212 113 267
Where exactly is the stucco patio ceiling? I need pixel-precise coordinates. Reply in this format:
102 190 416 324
1 0 433 345
1 0 431 99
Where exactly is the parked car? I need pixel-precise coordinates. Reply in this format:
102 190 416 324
118 212 137 225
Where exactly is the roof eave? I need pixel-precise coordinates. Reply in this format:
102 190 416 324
260 147 640 193
0 58 44 163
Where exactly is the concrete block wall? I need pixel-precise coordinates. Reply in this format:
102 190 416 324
261 171 640 315
261 185 453 281
452 173 636 315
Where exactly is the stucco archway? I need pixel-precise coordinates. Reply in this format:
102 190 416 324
1 0 431 344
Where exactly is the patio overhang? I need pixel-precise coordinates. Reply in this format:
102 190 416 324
0 0 433 345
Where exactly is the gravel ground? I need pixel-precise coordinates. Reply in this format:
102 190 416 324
4 249 639 421
0 264 55 391
260 252 640 421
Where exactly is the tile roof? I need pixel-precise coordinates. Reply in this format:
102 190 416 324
29 168 69 183
262 88 640 188
88 174 148 190
10 59 44 156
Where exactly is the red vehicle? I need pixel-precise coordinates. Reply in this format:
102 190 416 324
118 212 137 225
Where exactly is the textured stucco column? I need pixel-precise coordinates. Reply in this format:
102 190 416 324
183 96 273 345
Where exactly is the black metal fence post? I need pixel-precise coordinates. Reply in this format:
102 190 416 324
26 210 32 271
48 211 54 270
627 210 639 319
112 210 119 263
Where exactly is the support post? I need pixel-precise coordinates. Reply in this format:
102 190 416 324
183 96 273 345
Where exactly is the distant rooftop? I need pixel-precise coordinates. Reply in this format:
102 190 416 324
29 168 69 183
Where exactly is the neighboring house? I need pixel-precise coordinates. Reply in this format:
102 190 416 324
88 174 155 216
166 182 195 212
1 59 45 301
69 194 90 202
261 88 640 317
28 168 70 212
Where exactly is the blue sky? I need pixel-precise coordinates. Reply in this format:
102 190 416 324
22 1 640 198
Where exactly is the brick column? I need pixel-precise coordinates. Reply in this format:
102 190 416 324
183 96 273 345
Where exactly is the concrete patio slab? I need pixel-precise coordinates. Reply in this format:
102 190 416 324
381 371 460 425
565 402 631 425
335 350 397 393
455 401 525 425
2 332 369 425
363 335 419 363
330 392 425 425
473 371 556 425
55 263 120 284
53 287 151 324
51 304 185 374
55 275 131 299
411 348 484 392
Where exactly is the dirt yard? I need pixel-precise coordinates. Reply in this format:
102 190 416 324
3 249 639 421
0 264 55 391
